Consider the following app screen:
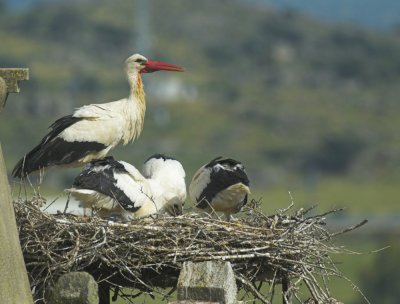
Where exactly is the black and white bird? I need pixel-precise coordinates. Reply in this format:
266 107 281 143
189 157 250 221
66 154 186 220
12 54 184 178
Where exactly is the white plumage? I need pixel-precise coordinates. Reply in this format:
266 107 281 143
13 54 184 178
66 154 186 220
189 157 250 221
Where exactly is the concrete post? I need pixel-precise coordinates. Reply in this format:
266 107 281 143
173 261 239 304
0 76 7 109
0 68 32 303
0 68 29 111
50 272 99 304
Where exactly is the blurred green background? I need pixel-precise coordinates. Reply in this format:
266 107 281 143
0 0 399 302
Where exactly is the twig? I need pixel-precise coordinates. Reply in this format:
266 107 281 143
330 220 368 237
13 198 370 304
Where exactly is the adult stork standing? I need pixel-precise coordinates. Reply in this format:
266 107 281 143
189 157 250 221
66 154 186 220
12 54 184 178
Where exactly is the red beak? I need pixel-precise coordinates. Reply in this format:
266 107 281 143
141 60 184 73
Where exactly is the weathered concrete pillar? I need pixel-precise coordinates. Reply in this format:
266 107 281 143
0 76 7 109
50 272 99 304
173 261 239 304
0 68 32 303
0 68 29 111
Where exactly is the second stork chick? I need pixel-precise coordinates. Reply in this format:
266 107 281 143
189 157 250 221
66 154 186 220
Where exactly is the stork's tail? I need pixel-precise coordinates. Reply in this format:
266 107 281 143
13 150 52 179
12 145 49 178
12 156 30 179
12 138 109 179
12 135 51 178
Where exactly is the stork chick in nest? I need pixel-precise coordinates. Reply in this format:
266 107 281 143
189 157 250 221
66 154 186 220
13 54 184 178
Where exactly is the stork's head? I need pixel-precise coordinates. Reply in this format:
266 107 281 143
125 53 184 74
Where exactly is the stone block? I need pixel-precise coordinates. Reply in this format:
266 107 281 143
50 272 99 304
0 68 29 93
0 68 29 111
177 261 238 304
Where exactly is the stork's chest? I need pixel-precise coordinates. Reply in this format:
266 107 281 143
121 99 146 143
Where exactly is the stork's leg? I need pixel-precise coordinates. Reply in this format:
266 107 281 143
225 213 233 222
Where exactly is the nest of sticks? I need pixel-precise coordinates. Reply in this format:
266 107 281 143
15 196 368 303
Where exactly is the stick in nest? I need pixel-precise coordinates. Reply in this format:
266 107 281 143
15 197 370 303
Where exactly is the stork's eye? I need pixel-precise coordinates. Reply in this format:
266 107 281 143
135 58 146 64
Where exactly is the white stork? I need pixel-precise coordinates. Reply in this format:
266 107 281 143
66 154 186 220
189 157 250 221
12 54 184 178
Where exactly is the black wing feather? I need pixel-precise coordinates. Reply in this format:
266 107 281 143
47 115 82 143
73 159 140 212
12 115 107 178
197 158 249 209
88 156 128 173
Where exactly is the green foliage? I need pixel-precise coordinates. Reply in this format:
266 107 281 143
0 0 399 188
300 132 366 174
357 239 400 304
253 177 400 214
1 4 398 304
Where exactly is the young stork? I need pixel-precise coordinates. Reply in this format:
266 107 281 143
12 54 184 178
189 157 250 221
66 154 186 220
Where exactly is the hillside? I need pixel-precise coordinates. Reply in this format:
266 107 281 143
0 0 399 191
6 0 400 29
1 3 399 303
257 0 400 29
